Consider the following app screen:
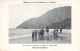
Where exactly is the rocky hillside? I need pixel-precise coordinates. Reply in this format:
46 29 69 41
16 6 71 29
49 18 71 29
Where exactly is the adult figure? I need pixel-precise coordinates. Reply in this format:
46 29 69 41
60 25 63 34
39 29 44 40
53 29 59 40
32 30 35 41
35 30 37 41
46 26 49 34
41 29 44 37
55 29 59 40
41 29 44 40
46 26 49 40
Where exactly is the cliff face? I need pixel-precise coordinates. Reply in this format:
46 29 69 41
16 6 71 29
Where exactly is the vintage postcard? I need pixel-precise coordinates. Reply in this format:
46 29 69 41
0 0 80 51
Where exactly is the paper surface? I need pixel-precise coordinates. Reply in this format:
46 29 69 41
0 0 80 51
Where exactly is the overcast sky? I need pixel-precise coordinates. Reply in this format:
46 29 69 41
9 4 71 28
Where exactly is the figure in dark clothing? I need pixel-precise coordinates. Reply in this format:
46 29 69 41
55 29 59 40
53 29 56 40
35 30 37 41
60 26 63 34
42 29 44 39
41 29 44 36
53 29 59 40
46 26 49 40
32 30 35 41
39 29 44 40
46 26 49 33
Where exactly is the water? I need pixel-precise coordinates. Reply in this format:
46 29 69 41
9 28 71 44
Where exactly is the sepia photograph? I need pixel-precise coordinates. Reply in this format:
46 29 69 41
9 4 71 44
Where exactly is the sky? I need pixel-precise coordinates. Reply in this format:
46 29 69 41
9 4 71 28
